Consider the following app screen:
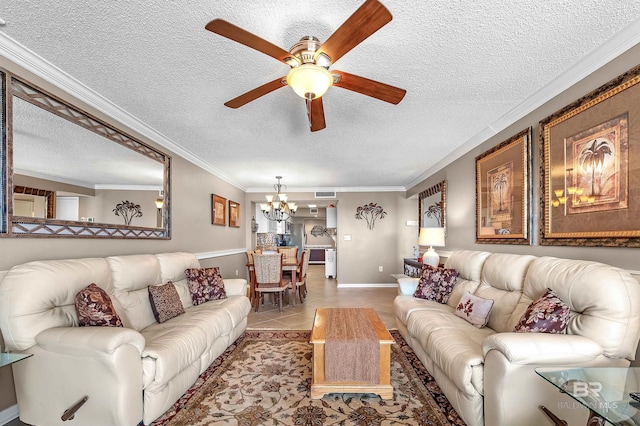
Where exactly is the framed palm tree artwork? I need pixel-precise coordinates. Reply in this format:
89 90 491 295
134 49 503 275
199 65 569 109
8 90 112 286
475 128 531 244
540 63 640 247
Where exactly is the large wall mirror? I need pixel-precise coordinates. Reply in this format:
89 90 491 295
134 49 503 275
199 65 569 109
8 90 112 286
418 180 446 230
1 69 171 238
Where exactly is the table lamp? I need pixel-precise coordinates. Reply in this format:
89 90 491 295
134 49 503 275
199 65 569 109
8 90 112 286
418 227 445 267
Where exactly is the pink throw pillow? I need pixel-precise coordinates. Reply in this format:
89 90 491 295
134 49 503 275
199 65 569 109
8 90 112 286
455 292 494 328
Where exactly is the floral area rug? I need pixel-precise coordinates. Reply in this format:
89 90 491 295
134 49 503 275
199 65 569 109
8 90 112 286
150 330 466 425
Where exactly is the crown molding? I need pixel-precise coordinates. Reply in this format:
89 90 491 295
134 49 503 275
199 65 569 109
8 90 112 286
246 185 406 193
406 17 640 190
0 31 246 191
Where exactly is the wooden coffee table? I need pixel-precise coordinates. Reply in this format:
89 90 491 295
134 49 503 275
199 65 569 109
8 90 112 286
309 307 395 399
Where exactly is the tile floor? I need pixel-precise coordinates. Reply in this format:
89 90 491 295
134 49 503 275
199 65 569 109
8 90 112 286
247 264 399 330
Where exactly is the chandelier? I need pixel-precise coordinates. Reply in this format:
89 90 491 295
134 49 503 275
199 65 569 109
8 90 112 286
260 176 297 222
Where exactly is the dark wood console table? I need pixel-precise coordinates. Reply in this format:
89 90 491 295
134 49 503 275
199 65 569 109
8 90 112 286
403 258 422 278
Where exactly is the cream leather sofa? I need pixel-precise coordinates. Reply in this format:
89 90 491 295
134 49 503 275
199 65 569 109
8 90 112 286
0 252 251 426
394 250 640 426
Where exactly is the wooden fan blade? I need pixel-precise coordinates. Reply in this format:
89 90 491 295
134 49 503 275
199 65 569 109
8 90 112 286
224 77 286 108
314 0 392 64
306 98 326 132
206 19 299 66
333 70 406 104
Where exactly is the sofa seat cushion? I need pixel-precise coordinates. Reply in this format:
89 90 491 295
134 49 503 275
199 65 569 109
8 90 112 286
197 296 252 330
140 296 250 387
140 302 238 386
394 295 453 327
407 310 495 396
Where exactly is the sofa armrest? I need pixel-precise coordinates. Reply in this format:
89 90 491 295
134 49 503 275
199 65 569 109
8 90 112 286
482 332 603 365
397 277 419 295
223 278 248 296
36 326 145 356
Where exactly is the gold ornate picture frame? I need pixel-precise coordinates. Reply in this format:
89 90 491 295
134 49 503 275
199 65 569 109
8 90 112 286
476 128 531 244
211 194 227 226
540 64 640 247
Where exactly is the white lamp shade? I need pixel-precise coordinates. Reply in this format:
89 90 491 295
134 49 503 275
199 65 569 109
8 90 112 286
286 64 333 99
418 227 445 267
418 227 445 247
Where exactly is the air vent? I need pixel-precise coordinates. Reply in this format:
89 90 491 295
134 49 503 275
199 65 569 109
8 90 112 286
310 208 319 214
315 191 336 198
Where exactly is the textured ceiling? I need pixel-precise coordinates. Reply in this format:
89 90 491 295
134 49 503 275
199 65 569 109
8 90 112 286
1 1 640 192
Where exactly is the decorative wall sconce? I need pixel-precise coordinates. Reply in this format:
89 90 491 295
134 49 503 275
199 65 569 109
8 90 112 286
355 203 387 230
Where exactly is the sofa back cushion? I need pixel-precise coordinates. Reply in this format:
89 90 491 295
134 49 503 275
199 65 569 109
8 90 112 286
0 258 111 351
155 252 201 309
107 255 162 331
474 253 536 332
444 250 491 308
513 257 640 359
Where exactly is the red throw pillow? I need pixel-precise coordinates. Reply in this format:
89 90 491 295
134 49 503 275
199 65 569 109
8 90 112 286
413 265 459 304
75 283 123 327
184 267 227 305
514 288 570 333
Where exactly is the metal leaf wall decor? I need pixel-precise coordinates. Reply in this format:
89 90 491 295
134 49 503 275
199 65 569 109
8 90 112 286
113 200 143 225
355 203 387 230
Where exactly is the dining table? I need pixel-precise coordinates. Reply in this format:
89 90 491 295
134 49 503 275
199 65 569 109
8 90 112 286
246 256 300 306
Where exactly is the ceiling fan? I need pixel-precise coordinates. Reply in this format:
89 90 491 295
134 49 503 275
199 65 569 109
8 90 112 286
205 0 406 132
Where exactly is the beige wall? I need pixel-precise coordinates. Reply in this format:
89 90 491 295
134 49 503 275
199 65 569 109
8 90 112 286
407 43 640 273
335 192 415 284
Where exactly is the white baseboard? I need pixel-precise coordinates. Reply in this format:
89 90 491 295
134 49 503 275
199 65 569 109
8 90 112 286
337 283 397 288
0 404 18 425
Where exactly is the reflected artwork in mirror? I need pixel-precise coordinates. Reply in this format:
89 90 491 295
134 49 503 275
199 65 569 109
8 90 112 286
418 180 446 231
1 70 171 238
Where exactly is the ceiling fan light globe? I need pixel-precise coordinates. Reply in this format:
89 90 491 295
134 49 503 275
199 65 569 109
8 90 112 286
286 64 333 100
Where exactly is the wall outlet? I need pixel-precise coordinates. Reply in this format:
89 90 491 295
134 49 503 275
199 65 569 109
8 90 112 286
379 266 383 272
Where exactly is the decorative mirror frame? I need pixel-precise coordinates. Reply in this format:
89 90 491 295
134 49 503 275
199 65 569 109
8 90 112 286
1 69 171 239
418 180 446 232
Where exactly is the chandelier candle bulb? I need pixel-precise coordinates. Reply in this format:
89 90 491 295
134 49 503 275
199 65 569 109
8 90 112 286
262 176 297 223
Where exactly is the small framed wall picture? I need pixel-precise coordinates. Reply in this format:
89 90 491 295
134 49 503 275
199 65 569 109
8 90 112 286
211 194 227 226
229 200 240 228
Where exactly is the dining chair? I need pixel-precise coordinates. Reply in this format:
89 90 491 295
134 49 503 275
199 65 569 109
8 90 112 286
253 253 291 313
277 246 298 263
245 250 261 303
299 249 310 299
284 248 309 304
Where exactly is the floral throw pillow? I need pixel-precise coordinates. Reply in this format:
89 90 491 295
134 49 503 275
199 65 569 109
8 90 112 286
184 267 227 306
455 291 494 328
413 265 459 304
514 288 570 333
75 283 123 327
148 282 185 323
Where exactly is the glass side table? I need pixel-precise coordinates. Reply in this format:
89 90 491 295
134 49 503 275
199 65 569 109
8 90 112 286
0 352 32 367
536 367 640 426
